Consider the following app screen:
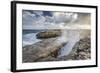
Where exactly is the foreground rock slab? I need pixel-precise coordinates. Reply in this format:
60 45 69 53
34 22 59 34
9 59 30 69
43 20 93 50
22 38 67 62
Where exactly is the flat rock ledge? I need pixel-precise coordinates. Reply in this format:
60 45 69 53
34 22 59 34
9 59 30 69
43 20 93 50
36 30 61 39
22 37 90 62
22 38 67 63
35 37 91 62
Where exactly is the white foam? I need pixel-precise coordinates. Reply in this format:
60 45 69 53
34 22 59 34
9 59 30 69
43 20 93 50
23 33 41 47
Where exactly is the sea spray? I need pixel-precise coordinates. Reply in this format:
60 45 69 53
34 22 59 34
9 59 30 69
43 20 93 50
23 33 41 47
56 29 68 44
58 30 80 57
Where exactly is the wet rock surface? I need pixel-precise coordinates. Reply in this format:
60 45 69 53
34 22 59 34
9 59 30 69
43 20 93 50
22 38 67 62
56 37 91 61
22 29 91 62
23 37 90 62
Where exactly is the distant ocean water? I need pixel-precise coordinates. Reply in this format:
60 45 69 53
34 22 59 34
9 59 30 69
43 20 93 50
22 30 42 47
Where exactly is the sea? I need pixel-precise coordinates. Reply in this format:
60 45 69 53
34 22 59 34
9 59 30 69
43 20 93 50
22 30 42 47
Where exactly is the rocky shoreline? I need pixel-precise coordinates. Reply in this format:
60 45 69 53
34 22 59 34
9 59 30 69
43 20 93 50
22 30 91 63
22 38 67 62
55 37 91 61
36 30 61 39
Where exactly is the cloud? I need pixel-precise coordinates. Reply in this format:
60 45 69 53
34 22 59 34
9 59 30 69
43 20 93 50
22 11 36 25
22 10 90 30
53 12 78 24
22 10 46 29
32 11 44 16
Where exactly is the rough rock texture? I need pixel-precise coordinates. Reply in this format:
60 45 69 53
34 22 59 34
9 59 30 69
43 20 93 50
40 37 91 61
70 37 91 60
22 29 91 62
23 37 91 62
22 38 67 62
56 37 91 61
36 30 61 39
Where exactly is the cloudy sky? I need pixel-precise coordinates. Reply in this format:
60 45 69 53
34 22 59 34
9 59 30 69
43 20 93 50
22 10 90 30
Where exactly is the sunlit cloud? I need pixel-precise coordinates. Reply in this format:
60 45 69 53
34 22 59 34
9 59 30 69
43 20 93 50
22 10 90 29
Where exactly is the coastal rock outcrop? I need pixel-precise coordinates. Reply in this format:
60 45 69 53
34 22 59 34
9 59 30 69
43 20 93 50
55 37 91 61
22 30 91 62
36 30 61 39
22 38 67 62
